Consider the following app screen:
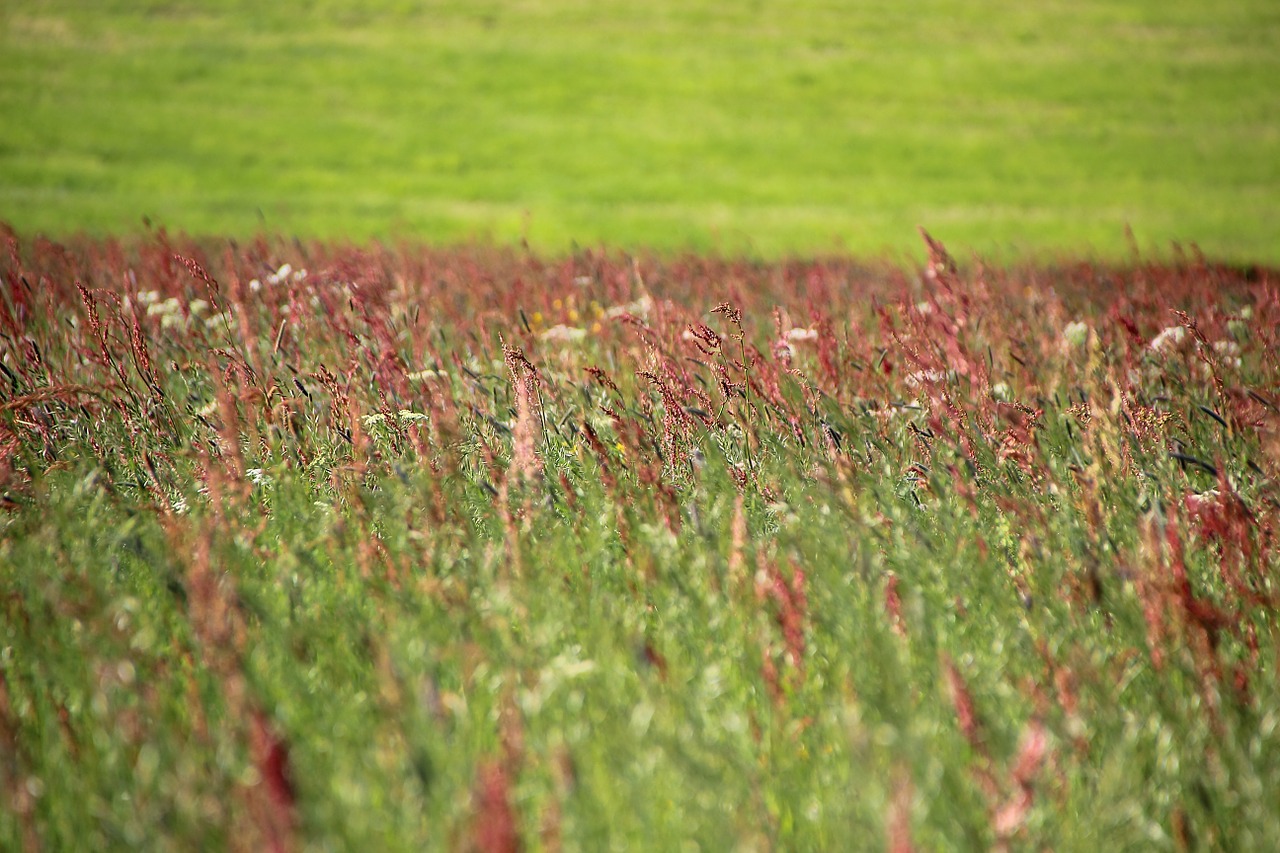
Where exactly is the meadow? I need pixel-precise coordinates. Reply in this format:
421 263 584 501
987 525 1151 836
1 227 1278 849
2 0 1279 260
3 2 1280 847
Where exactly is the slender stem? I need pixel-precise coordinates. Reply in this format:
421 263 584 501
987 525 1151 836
739 334 754 475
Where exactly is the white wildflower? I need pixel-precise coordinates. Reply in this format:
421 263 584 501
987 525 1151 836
1185 489 1221 514
135 290 160 306
1212 340 1240 357
905 369 945 388
1062 321 1089 349
765 501 799 526
785 327 819 343
992 382 1012 401
547 655 596 680
519 648 597 714
540 324 587 343
204 311 233 330
187 298 210 317
245 468 273 487
869 405 914 420
266 263 293 285
1149 326 1187 352
146 297 182 318
604 295 653 320
397 410 429 423
1211 340 1243 368
408 369 446 382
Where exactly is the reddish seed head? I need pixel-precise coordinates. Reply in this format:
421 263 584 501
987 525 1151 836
472 761 521 853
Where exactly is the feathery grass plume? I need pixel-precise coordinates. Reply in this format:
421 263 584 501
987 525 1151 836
726 491 748 591
754 556 809 701
918 227 959 290
711 301 758 474
991 721 1049 849
885 766 916 853
884 571 906 638
501 337 543 482
942 655 984 752
637 368 696 476
470 761 520 853
248 710 297 853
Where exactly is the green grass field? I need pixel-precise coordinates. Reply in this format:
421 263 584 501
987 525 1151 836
2 1 1278 260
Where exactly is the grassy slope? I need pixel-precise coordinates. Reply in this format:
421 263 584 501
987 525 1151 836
1 0 1278 260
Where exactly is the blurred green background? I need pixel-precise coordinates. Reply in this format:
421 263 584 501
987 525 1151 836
2 0 1277 260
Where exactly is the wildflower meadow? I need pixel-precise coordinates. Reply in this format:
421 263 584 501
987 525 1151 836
2 226 1278 849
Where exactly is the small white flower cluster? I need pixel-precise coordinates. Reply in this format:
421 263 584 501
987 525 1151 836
1185 488 1221 513
361 410 430 427
1147 326 1242 368
518 647 597 715
203 309 234 331
785 327 819 343
1148 325 1187 352
1061 320 1090 350
1227 306 1253 339
128 290 160 309
1212 339 1242 368
126 290 215 330
905 369 947 389
765 500 799 526
145 296 185 330
603 295 653 320
540 324 587 343
771 327 818 360
248 263 308 293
